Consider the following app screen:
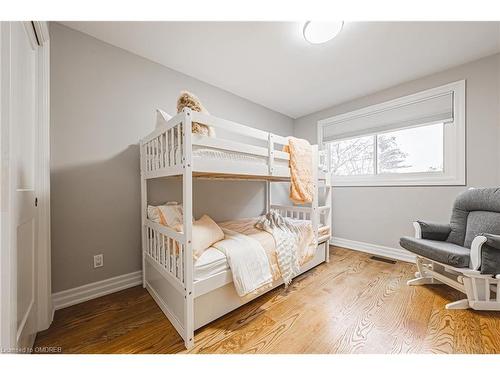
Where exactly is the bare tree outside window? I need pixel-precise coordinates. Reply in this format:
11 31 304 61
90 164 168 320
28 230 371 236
377 135 409 172
377 123 444 174
330 135 374 175
330 122 444 176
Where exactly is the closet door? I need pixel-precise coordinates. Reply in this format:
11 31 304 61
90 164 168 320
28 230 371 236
1 21 50 353
8 21 39 351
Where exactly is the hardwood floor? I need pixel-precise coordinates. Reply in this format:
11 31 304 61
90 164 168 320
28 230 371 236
34 247 500 354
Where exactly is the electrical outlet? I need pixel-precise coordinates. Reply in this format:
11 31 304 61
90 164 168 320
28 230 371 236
93 254 103 268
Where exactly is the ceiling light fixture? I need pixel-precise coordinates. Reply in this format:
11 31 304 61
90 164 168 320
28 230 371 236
303 21 344 44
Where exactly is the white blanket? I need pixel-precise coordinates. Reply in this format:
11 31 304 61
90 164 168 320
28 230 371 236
212 229 273 297
255 210 305 286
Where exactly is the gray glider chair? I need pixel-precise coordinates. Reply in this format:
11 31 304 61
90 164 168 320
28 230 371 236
400 188 500 311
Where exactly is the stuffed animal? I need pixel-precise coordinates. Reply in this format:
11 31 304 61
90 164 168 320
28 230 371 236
176 91 216 137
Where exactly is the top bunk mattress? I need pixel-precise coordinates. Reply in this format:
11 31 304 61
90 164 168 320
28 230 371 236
192 146 289 168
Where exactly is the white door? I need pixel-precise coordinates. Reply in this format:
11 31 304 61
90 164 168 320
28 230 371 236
1 21 51 353
13 21 38 351
1 22 39 352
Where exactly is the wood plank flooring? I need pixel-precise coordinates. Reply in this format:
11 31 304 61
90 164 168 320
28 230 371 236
34 247 500 354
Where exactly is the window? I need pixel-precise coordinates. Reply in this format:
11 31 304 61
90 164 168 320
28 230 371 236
319 81 465 186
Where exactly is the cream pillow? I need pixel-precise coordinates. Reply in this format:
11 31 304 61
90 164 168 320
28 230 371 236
147 202 183 228
176 215 224 260
192 215 224 259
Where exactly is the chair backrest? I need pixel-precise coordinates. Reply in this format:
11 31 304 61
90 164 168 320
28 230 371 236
447 188 500 248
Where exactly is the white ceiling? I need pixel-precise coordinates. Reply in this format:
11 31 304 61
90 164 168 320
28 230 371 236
61 21 500 119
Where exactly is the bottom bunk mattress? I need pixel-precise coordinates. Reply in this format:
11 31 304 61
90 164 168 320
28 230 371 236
194 217 330 282
194 247 228 281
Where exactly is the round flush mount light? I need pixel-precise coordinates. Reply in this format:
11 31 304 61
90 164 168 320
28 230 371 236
303 21 344 44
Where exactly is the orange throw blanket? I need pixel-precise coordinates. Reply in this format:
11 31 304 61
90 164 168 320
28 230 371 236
283 137 313 204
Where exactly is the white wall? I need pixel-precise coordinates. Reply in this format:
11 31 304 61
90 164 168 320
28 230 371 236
294 53 500 252
50 23 293 292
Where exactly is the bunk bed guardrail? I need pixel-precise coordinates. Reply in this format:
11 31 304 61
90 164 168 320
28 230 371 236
140 108 328 178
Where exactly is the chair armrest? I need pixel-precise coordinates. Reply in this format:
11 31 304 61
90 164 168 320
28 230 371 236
475 233 500 275
413 220 451 241
470 235 488 270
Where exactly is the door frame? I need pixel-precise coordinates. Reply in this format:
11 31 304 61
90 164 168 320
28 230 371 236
33 21 52 334
0 21 51 352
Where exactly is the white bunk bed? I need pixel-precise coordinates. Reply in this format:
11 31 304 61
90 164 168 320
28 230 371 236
140 108 332 349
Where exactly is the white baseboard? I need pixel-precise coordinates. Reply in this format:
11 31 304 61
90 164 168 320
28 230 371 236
331 237 416 263
52 271 142 310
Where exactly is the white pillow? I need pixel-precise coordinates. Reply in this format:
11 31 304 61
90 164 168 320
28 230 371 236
156 108 172 128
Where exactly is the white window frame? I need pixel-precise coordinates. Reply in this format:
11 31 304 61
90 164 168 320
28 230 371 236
318 80 466 187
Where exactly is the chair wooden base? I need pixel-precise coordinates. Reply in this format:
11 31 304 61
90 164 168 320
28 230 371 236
407 276 437 286
445 299 470 309
409 256 500 311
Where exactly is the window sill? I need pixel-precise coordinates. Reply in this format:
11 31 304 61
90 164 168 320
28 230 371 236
332 173 466 187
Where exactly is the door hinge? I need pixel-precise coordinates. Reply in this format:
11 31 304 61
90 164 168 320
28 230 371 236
35 197 38 207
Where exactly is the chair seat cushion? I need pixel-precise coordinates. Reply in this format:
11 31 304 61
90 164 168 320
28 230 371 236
400 237 470 268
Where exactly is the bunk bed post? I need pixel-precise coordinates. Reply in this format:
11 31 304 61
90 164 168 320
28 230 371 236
266 132 273 214
268 133 275 176
325 144 332 262
140 140 147 287
182 108 195 349
311 145 319 244
324 179 332 263
265 181 271 213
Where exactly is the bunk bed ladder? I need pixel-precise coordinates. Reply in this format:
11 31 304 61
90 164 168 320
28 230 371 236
323 183 332 262
319 143 332 262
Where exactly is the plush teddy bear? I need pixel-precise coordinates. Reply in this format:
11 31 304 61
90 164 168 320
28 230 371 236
176 91 216 137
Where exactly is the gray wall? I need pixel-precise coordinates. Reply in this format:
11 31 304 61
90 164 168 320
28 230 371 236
294 53 500 251
50 22 500 292
50 23 293 292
